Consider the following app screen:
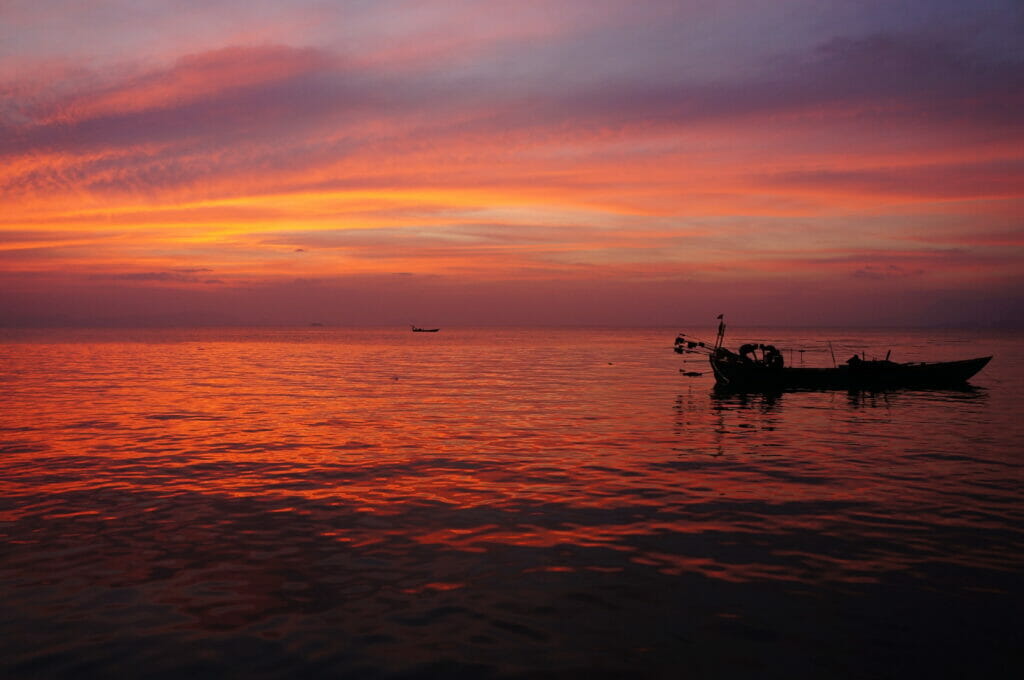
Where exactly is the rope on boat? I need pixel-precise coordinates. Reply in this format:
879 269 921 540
675 332 906 367
675 332 838 367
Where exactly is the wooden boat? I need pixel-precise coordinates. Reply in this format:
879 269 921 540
674 318 991 391
411 325 440 333
707 350 991 391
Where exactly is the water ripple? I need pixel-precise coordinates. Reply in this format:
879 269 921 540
1 327 1022 678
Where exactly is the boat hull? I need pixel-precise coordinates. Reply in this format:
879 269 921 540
710 356 992 391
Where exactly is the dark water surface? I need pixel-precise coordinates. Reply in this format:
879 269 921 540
2 327 1022 678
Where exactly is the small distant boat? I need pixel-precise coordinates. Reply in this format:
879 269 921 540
411 325 440 333
674 317 991 391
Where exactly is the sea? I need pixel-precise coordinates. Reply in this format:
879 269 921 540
1 326 1022 679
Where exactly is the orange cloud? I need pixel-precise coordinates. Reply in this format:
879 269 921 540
2 5 1023 326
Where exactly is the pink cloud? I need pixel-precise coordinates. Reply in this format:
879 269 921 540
1 4 1023 327
45 45 334 124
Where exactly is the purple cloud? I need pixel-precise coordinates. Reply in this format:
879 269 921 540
96 271 223 284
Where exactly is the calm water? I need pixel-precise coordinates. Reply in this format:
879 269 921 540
2 327 1022 679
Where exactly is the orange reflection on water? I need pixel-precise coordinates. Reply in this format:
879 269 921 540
2 326 1021 590
2 327 1023 680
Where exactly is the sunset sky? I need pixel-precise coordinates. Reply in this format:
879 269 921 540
2 0 1022 327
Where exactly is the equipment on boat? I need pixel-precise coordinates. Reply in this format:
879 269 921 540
673 317 991 391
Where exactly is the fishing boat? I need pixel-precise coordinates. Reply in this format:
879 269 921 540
410 325 440 333
674 317 991 391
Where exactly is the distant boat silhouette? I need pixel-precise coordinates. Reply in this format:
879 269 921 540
411 325 440 333
674 317 991 391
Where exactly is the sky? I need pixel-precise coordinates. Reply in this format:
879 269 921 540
1 0 1022 327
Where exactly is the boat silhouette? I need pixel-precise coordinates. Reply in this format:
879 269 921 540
674 317 991 391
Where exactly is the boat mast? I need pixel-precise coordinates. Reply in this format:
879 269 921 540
714 314 726 349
